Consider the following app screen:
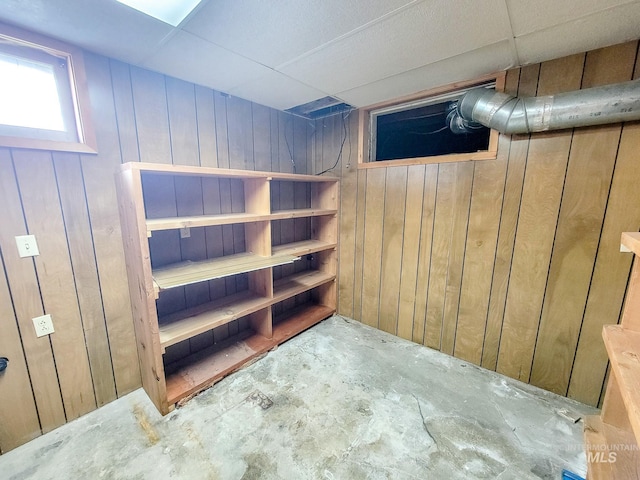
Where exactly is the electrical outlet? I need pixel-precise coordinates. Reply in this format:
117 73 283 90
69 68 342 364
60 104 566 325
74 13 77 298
15 235 40 258
33 314 55 337
180 227 191 238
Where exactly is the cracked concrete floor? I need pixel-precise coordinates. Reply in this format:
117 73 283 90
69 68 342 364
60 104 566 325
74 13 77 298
1 315 596 479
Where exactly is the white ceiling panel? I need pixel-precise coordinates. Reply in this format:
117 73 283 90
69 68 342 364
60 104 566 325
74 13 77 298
183 0 419 68
278 0 513 95
141 31 273 93
228 71 330 111
336 41 516 107
515 2 640 65
507 0 638 36
0 0 173 65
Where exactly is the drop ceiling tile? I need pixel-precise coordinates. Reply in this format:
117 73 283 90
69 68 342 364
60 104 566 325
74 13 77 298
515 3 640 65
183 0 419 67
506 0 638 36
227 71 330 111
336 41 515 108
141 31 273 93
278 0 512 95
0 0 173 64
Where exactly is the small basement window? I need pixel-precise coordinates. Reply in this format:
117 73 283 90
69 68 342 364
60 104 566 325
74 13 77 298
0 24 96 153
358 75 503 168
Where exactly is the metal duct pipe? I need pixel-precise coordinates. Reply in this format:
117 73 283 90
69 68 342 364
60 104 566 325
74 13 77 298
450 78 640 135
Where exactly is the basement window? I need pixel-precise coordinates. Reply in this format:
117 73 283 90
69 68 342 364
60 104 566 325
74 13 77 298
0 24 97 154
358 75 503 168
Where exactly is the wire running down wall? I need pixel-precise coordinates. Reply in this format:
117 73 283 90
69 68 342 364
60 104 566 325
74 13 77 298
325 40 640 408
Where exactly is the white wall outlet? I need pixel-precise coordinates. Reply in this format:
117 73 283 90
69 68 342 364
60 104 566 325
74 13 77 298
180 227 191 238
15 235 40 258
33 314 55 337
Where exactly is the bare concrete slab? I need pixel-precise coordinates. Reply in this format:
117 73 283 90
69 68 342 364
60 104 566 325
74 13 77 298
1 315 596 479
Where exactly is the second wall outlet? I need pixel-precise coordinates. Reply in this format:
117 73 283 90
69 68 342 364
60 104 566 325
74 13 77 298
33 314 55 337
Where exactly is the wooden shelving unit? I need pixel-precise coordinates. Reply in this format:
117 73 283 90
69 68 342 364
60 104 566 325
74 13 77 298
584 232 640 478
116 162 338 414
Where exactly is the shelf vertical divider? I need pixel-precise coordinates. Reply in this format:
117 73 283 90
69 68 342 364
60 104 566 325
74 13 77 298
244 177 274 339
311 181 339 308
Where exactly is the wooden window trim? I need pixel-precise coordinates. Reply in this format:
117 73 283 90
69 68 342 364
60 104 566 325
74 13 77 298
357 72 505 169
0 22 97 154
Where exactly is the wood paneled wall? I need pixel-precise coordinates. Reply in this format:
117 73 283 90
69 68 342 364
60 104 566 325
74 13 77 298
327 40 640 408
0 52 310 453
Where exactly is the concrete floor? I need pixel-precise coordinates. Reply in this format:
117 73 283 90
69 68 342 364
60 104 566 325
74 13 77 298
1 315 597 480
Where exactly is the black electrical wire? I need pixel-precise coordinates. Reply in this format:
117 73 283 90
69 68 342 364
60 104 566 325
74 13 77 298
316 109 352 175
284 116 296 173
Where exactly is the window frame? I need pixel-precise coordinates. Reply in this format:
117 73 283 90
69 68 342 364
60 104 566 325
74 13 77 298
0 23 97 154
357 72 505 169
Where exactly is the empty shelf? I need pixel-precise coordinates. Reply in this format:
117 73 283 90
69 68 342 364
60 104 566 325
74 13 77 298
153 252 299 291
270 208 336 220
164 302 334 405
273 270 335 302
603 325 640 443
146 212 273 233
158 290 271 348
272 239 336 257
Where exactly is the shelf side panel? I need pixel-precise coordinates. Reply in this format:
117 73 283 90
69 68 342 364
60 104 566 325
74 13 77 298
620 256 640 332
115 169 168 414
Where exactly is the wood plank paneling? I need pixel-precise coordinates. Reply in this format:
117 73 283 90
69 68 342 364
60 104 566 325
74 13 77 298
0 151 66 432
14 151 96 420
378 166 407 334
316 39 640 409
440 162 474 355
454 137 509 364
481 65 535 371
412 164 438 345
497 53 585 382
82 53 140 396
361 168 386 328
397 165 425 340
54 153 117 408
530 42 637 396
0 234 41 452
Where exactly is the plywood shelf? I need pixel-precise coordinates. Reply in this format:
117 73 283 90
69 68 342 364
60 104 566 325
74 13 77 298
603 325 640 442
270 208 337 220
273 270 336 302
584 415 640 479
146 212 273 233
272 239 336 257
164 303 334 405
152 252 299 291
158 290 271 349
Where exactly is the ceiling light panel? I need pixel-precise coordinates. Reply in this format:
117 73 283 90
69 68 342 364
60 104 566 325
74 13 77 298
116 0 203 26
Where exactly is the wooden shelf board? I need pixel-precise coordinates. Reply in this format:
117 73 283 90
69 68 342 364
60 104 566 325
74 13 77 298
146 212 273 232
164 303 334 405
273 270 336 303
603 325 640 444
584 415 640 479
158 290 271 348
153 252 299 290
270 208 337 220
272 239 336 257
621 232 640 256
124 161 339 183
